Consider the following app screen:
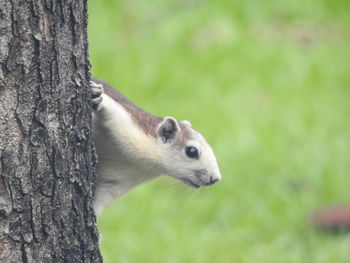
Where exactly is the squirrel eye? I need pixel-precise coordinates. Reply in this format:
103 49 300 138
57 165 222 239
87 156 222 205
185 146 199 159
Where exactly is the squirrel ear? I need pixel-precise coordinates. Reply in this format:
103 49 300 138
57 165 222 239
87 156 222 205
157 117 180 143
181 120 192 128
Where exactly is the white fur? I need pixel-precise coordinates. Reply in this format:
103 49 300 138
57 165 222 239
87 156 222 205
93 94 161 217
92 90 221 218
181 120 192 127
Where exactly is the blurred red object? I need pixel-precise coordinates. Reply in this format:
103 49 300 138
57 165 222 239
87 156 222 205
311 204 350 232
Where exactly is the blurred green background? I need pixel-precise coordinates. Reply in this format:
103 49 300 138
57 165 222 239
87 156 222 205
88 0 350 262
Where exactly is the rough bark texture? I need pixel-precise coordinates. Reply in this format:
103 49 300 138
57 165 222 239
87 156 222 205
0 0 102 262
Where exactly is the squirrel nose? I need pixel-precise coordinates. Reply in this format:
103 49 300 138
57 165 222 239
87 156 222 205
208 168 221 185
208 175 220 185
210 176 219 184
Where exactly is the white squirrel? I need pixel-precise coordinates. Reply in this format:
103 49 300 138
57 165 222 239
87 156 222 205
90 78 221 217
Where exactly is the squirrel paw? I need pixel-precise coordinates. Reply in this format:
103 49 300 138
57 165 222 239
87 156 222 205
90 81 104 110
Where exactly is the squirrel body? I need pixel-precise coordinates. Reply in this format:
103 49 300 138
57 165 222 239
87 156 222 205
91 79 221 217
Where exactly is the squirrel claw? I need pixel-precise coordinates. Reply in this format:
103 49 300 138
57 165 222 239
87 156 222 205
90 81 103 110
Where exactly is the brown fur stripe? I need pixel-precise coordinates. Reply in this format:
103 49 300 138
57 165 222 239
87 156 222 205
91 77 192 141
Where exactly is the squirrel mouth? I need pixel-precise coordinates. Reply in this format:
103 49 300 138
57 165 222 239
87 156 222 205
180 178 200 188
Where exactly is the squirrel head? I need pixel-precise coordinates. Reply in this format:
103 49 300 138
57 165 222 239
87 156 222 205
156 116 221 188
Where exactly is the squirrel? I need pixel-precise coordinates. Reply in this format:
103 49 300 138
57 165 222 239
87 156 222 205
90 78 221 217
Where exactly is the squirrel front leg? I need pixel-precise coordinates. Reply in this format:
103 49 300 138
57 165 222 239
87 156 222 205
90 80 124 218
90 80 117 122
91 81 104 110
91 80 111 218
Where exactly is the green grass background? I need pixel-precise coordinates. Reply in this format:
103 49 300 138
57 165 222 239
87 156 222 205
88 0 350 262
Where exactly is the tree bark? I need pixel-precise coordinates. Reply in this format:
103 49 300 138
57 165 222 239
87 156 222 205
0 0 102 262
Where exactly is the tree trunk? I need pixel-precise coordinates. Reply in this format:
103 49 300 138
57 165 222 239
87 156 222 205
0 0 102 262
